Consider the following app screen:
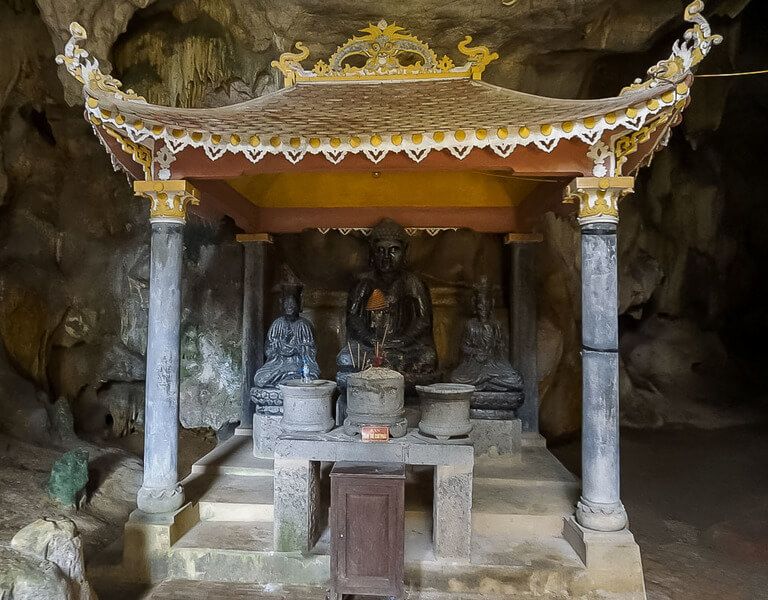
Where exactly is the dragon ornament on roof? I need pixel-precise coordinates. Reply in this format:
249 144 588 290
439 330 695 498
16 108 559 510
271 19 499 86
621 0 723 94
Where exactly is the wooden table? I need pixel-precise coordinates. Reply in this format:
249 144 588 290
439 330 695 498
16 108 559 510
329 462 406 600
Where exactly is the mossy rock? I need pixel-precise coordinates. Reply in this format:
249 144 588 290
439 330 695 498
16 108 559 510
47 449 89 508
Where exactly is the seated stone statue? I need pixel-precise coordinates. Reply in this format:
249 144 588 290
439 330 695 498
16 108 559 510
251 268 320 415
336 218 438 389
450 277 523 419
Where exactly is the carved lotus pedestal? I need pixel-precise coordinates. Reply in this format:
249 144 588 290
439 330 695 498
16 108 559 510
344 368 407 438
416 383 475 440
279 379 336 434
471 390 524 420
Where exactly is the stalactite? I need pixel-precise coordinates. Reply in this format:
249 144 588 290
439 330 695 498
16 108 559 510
113 31 232 107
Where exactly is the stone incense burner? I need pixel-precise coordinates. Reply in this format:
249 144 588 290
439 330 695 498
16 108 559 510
344 367 407 438
279 379 336 434
416 383 475 440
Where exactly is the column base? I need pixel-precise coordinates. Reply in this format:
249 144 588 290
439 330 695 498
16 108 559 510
137 483 185 514
576 497 628 532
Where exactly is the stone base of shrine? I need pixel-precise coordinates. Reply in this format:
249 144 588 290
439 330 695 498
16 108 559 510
88 428 646 599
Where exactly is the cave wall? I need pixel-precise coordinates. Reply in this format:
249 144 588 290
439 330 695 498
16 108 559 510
0 0 765 442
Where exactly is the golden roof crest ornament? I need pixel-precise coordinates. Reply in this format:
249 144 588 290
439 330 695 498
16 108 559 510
622 0 722 94
56 22 145 102
271 20 498 87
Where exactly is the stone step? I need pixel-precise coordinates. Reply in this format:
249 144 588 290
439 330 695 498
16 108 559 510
183 472 274 521
521 432 547 448
169 516 584 592
148 581 322 600
147 580 585 600
191 435 273 477
169 521 328 585
406 561 584 597
473 447 579 486
472 480 579 536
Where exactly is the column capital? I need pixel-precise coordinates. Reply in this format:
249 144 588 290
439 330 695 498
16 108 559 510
236 233 274 244
564 176 634 226
134 179 200 224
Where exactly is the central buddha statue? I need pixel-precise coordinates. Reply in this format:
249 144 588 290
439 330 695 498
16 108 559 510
336 219 438 389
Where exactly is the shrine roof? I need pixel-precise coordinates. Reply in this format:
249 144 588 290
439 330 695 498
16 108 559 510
56 1 720 172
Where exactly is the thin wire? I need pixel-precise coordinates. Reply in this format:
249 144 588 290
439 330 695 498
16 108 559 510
697 69 768 78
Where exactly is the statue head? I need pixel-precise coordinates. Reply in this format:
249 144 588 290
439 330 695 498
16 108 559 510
369 218 408 275
279 265 303 321
472 276 494 321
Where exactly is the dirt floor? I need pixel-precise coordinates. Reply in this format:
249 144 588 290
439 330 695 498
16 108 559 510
551 425 768 600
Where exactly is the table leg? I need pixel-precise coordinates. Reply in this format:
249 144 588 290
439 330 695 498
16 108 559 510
274 458 320 552
433 465 472 561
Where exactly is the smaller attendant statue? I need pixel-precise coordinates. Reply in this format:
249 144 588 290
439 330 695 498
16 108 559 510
450 276 524 419
251 267 320 415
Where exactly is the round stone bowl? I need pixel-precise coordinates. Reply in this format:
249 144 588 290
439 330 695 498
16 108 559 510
416 383 475 440
278 379 336 434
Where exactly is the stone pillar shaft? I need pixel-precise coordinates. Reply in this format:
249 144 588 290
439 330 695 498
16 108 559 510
134 180 199 514
139 222 184 512
566 176 633 532
239 237 269 428
580 225 622 512
507 236 541 432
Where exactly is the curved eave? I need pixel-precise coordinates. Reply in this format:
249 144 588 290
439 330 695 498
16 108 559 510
84 76 687 175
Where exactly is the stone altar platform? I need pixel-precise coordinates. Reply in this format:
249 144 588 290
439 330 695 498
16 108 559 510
89 430 647 599
273 428 474 561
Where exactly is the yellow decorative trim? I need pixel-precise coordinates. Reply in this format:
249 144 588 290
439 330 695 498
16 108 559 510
504 232 544 244
236 233 274 244
271 20 498 86
101 126 152 179
55 22 145 102
564 176 635 225
134 180 200 223
613 114 670 174
622 1 722 93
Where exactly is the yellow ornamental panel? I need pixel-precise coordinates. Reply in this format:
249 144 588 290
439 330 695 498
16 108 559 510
228 171 539 209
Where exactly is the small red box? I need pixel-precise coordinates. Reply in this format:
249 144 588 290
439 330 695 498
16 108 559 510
361 425 390 442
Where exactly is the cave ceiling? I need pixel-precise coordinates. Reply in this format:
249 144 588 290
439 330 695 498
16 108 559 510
40 0 742 109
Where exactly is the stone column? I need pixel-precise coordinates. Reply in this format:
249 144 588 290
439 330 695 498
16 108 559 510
133 180 199 514
505 233 543 433
236 234 272 430
565 176 633 532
